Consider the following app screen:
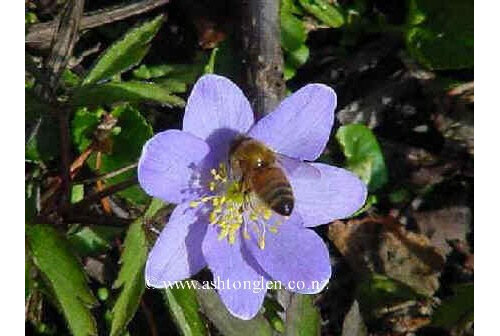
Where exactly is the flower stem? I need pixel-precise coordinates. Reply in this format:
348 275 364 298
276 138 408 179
241 0 285 118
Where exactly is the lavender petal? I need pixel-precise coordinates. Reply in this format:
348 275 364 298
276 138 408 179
145 202 207 287
249 84 336 161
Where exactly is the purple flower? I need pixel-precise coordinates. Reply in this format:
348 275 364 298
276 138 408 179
138 75 367 319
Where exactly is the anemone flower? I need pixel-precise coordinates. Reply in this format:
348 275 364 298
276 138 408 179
138 74 367 319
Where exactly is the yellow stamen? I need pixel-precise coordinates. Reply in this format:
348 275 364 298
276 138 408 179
263 208 272 220
189 163 282 249
258 236 265 249
209 181 216 191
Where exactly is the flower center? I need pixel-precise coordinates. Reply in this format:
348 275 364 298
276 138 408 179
189 163 281 249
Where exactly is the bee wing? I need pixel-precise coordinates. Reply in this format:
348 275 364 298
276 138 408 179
276 154 321 180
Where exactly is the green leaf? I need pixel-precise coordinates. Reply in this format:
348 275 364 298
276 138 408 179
26 89 51 119
284 61 297 81
335 124 388 191
143 197 167 219
298 0 345 28
406 0 473 70
431 283 473 328
196 285 273 336
63 69 82 88
388 187 411 204
110 199 165 336
154 78 188 93
163 282 208 336
133 64 169 79
67 226 119 257
286 44 310 69
284 294 321 336
282 0 305 15
351 194 377 217
98 287 110 301
133 58 207 92
26 90 59 162
212 38 242 80
103 105 152 204
204 47 219 74
26 248 34 301
71 107 103 152
263 298 285 333
25 115 60 163
133 63 198 80
27 225 97 336
281 0 310 81
26 11 38 24
83 15 165 85
72 81 185 108
281 4 307 52
72 105 153 205
356 273 420 314
71 184 84 204
110 220 147 336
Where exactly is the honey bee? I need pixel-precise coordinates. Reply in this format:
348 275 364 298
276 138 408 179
229 137 295 217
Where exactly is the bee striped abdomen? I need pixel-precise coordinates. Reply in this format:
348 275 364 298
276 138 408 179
251 166 294 216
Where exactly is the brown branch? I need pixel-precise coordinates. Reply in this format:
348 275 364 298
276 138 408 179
95 152 112 214
240 0 288 321
36 0 85 207
43 0 85 98
64 214 132 227
241 0 285 118
66 177 137 213
27 0 170 50
76 162 138 184
70 146 95 177
58 110 73 206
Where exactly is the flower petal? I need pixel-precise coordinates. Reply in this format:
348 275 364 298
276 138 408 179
278 154 321 180
202 225 267 320
249 84 336 161
183 74 254 154
145 202 207 287
138 129 210 204
289 163 367 227
244 213 331 294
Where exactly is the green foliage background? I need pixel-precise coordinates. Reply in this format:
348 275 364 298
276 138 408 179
26 0 473 335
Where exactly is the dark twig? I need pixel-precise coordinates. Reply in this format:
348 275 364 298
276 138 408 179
241 0 285 117
64 214 133 227
43 0 85 99
240 0 288 323
37 0 85 207
68 42 102 68
76 163 138 184
58 110 73 207
26 0 170 50
276 290 292 320
141 299 159 336
67 178 137 213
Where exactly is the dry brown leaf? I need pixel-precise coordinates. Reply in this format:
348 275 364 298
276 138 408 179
433 82 474 155
328 216 445 296
413 206 471 255
193 17 226 49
